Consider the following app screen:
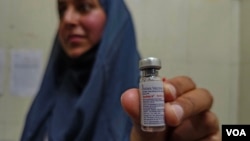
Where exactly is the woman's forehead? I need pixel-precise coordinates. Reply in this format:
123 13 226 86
58 0 100 2
57 0 108 14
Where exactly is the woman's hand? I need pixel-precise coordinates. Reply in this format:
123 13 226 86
121 76 221 141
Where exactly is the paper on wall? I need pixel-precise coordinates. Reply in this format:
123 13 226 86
10 49 43 97
0 48 6 95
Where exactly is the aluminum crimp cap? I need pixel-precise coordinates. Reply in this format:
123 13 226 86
139 57 161 70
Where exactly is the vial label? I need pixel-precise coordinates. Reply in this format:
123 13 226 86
140 81 165 127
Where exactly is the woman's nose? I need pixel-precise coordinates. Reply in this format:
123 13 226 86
62 6 80 25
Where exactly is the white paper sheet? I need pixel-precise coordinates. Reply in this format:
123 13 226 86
10 49 43 97
0 49 6 95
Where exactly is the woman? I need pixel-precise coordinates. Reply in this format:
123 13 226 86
21 0 220 140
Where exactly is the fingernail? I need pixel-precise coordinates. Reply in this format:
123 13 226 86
171 104 184 121
162 77 167 82
165 83 177 99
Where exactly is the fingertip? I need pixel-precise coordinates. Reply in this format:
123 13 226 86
164 83 177 101
120 88 140 122
121 88 139 106
165 103 184 127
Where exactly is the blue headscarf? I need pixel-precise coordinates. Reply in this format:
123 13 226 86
21 0 141 141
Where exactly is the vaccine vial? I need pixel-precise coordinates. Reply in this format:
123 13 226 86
139 57 165 132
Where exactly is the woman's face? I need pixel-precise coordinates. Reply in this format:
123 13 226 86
58 0 106 58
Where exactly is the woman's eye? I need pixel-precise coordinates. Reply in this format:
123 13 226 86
58 3 67 18
78 3 93 13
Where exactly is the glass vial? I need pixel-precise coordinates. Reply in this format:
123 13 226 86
139 57 165 132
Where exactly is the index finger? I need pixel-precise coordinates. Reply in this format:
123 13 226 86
165 88 213 126
168 76 196 97
163 76 196 102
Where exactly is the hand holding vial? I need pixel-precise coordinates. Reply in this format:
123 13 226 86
121 57 221 141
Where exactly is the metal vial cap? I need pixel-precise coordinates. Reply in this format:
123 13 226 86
139 57 161 70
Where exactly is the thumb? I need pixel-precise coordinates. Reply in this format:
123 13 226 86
120 88 140 124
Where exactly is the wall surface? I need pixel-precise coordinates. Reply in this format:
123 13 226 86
0 0 245 140
125 0 240 125
0 1 58 140
239 0 250 124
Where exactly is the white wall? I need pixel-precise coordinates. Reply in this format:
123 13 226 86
125 0 240 124
0 0 245 140
239 0 250 124
0 1 58 140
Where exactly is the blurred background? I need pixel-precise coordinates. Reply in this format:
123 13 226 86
0 0 249 140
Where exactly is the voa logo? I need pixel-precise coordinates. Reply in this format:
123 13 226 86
226 129 246 136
